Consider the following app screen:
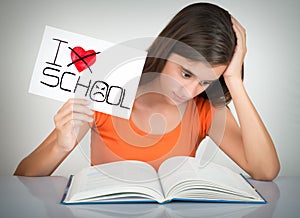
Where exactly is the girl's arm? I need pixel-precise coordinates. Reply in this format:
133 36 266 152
14 99 93 176
209 17 280 180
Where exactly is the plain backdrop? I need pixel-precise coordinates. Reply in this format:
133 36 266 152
0 0 299 177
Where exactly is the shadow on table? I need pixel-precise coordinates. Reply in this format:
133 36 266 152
18 176 75 218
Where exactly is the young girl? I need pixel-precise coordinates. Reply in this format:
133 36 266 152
14 3 280 180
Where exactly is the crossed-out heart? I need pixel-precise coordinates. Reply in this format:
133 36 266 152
70 46 97 72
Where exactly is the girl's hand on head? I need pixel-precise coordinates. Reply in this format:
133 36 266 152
54 98 94 152
223 16 247 81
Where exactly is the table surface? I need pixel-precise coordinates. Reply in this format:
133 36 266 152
0 175 299 218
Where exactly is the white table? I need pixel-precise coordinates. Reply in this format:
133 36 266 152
0 176 299 217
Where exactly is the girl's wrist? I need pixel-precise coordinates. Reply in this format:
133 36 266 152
53 140 74 154
224 75 245 98
224 75 243 88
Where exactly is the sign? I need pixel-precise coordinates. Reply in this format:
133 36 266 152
29 26 146 119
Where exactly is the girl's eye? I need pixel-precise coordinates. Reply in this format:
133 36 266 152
200 81 211 86
181 71 191 78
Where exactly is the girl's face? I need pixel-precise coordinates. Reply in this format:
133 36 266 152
160 53 227 105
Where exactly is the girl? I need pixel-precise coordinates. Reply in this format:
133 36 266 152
14 3 280 180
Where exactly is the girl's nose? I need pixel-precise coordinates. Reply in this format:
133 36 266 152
178 80 204 99
185 80 204 97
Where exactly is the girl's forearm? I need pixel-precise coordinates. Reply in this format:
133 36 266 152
225 77 280 180
14 130 71 176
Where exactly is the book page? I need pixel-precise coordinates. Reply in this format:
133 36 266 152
157 156 263 202
64 160 165 203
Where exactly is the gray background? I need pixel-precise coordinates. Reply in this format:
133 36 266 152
0 0 299 177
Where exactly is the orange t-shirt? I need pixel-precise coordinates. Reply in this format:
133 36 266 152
91 97 213 170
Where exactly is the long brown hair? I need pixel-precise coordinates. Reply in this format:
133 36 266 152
142 3 243 106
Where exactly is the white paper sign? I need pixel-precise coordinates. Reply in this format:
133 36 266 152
29 26 146 119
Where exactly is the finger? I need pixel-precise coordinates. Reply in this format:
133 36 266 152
54 105 94 130
68 98 90 105
231 20 246 50
71 104 94 116
70 112 94 123
231 16 244 30
231 17 246 39
55 99 93 121
64 119 85 131
55 112 94 128
62 119 83 132
232 24 244 44
57 98 89 114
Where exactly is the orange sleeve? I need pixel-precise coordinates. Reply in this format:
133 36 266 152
93 111 109 129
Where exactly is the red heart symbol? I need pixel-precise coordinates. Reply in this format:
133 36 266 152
71 46 96 72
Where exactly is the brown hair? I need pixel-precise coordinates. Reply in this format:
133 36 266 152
142 2 243 106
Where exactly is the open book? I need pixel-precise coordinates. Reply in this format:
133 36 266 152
61 156 266 204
